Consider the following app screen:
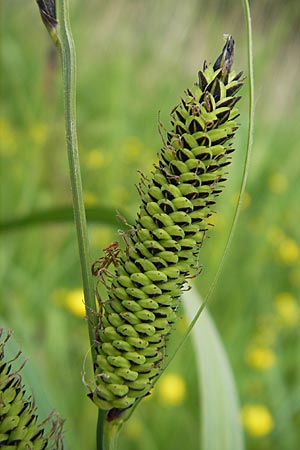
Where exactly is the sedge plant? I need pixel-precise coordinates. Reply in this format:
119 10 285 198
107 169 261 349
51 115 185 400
0 329 64 449
0 0 254 449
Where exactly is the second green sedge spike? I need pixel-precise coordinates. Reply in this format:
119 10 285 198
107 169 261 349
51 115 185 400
89 36 243 415
0 329 64 449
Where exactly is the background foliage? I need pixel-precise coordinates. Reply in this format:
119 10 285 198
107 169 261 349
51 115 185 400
1 1 299 449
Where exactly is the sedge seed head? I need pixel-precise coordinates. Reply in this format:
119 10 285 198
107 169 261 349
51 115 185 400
0 329 65 448
90 36 243 413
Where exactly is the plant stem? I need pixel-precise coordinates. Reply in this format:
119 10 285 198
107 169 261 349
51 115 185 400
97 411 106 450
56 2 106 447
102 416 122 450
56 0 97 363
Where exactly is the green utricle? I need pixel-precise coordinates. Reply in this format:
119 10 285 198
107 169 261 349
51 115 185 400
90 36 243 413
0 330 63 449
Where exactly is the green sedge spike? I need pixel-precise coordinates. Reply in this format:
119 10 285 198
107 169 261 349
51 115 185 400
0 329 64 449
89 36 243 414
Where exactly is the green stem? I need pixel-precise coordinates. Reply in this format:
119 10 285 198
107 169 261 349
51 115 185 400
97 411 105 450
56 0 97 364
56 2 104 447
102 417 122 450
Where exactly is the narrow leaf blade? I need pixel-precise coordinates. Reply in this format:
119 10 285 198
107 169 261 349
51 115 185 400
183 289 245 450
0 206 131 232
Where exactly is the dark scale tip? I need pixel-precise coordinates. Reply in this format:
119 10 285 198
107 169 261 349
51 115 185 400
227 82 243 97
231 71 244 82
198 71 208 90
36 0 59 45
213 35 235 79
36 0 57 27
107 407 128 422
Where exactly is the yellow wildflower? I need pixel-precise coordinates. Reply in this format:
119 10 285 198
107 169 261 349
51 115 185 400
63 289 86 318
157 373 186 406
278 239 299 264
85 149 109 169
274 292 299 327
242 404 274 437
245 346 276 370
268 172 288 194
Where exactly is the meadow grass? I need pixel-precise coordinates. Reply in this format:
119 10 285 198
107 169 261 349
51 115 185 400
1 1 299 449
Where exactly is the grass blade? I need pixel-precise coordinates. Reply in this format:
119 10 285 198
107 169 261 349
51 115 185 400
0 206 130 232
183 289 245 450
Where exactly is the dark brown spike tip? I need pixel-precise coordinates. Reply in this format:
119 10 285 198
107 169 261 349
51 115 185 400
36 0 59 46
36 0 57 26
213 35 235 78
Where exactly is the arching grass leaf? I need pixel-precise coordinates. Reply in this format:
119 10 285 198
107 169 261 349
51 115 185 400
183 289 245 450
0 205 131 233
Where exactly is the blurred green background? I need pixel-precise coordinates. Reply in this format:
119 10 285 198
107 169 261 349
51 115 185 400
1 1 299 449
